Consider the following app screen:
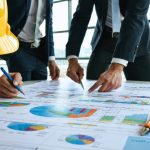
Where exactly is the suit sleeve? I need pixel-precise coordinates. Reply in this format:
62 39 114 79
66 0 94 57
46 0 54 57
113 0 150 62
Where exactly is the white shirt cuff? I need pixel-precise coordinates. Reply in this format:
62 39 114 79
67 55 78 60
111 58 128 67
48 56 55 61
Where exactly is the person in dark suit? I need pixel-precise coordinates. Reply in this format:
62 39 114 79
66 0 150 92
6 0 60 81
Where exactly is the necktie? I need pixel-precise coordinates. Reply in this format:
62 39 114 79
111 0 121 38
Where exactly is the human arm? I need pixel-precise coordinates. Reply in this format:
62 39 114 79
67 58 84 83
66 0 94 81
46 1 60 80
66 0 94 56
89 63 124 92
89 0 150 93
88 58 127 92
113 0 150 62
0 73 23 98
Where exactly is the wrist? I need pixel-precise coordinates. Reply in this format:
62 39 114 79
109 63 124 71
68 58 78 63
111 58 128 67
48 60 56 65
49 59 55 62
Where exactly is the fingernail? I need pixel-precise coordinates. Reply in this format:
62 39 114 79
13 81 18 85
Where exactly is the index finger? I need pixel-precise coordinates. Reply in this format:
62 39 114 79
11 73 22 86
88 80 103 93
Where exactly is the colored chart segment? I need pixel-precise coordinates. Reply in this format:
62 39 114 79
120 95 150 99
100 116 115 122
68 123 97 127
0 102 29 107
66 135 95 145
30 105 96 118
8 122 48 131
122 114 148 125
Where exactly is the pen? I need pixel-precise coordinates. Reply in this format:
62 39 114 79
79 79 84 90
0 67 25 95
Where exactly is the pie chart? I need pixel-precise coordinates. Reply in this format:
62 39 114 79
8 122 48 131
65 135 95 145
30 105 96 118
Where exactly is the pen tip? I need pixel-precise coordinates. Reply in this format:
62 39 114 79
80 82 84 90
21 91 25 95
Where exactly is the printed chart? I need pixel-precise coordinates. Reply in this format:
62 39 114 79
0 79 150 149
8 122 48 131
30 105 97 118
65 135 95 145
0 102 29 107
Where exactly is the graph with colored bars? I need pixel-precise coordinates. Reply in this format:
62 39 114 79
99 114 148 125
30 105 97 118
0 102 29 107
67 107 96 118
96 104 149 126
122 114 148 125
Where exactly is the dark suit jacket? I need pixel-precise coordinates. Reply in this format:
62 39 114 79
66 0 150 62
6 0 54 64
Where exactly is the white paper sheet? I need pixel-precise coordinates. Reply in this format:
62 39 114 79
0 79 150 149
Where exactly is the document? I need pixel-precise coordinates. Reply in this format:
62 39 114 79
0 79 150 149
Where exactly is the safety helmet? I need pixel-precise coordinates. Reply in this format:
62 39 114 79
0 0 19 55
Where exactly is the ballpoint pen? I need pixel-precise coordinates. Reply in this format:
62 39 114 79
0 67 25 95
140 116 150 136
79 79 84 90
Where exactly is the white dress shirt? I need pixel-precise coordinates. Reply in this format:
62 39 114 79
17 0 55 61
18 0 46 47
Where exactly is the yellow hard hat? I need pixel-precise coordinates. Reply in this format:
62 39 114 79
0 0 19 55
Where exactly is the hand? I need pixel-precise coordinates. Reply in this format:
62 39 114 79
0 73 23 98
67 58 84 83
88 63 124 93
48 60 60 80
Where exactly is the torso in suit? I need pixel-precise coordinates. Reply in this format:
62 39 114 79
5 0 54 81
66 0 150 62
7 0 54 64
